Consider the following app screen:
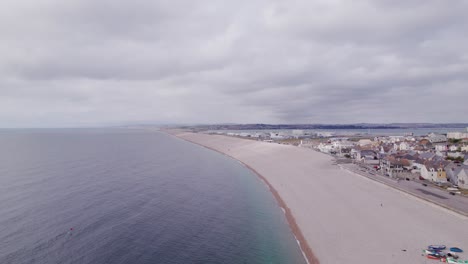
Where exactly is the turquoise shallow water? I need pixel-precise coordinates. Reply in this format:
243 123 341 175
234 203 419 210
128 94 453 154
0 129 307 264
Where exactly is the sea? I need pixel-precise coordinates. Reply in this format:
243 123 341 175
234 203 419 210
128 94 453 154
0 129 307 264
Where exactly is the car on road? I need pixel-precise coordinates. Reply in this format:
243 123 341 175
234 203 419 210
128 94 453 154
449 192 456 195
422 183 428 186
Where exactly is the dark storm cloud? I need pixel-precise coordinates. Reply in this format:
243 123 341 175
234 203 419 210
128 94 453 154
1 0 467 127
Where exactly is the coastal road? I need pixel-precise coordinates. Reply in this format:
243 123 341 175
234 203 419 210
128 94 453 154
340 163 468 216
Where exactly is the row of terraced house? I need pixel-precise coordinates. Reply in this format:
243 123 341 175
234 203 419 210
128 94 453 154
316 130 468 189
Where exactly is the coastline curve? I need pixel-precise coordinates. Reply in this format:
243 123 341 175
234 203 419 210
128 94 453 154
164 131 320 264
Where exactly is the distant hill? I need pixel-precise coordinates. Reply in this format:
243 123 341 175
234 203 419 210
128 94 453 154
178 123 468 131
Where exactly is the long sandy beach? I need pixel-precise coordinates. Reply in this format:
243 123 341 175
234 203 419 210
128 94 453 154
169 131 468 264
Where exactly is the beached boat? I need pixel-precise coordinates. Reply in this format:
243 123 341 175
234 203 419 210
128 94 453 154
427 254 441 260
450 247 463 253
429 245 447 251
423 249 440 254
422 249 447 259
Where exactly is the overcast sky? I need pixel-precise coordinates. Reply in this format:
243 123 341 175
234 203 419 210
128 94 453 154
1 0 468 127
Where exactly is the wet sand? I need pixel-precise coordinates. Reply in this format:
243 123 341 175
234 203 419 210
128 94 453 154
168 131 468 264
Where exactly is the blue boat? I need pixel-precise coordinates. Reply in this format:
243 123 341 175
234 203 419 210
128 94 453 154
428 245 447 251
450 247 463 253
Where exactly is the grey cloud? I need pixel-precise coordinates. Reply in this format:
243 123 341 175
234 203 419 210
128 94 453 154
0 0 467 127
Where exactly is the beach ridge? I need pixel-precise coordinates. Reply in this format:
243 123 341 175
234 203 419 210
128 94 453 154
164 130 319 264
163 130 468 264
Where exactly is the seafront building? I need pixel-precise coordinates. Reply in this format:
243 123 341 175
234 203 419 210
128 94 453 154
312 131 468 189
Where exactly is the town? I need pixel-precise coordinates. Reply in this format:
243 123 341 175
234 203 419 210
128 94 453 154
205 128 468 194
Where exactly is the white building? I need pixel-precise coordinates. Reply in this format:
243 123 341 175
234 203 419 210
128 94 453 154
388 136 405 143
416 162 430 180
394 141 412 151
317 143 334 153
270 132 286 140
447 152 464 158
358 139 373 146
447 132 468 140
457 168 468 189
428 133 447 143
332 141 355 149
434 144 448 152
449 145 459 152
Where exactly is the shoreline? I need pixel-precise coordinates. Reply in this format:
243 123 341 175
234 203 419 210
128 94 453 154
164 130 318 264
162 130 468 263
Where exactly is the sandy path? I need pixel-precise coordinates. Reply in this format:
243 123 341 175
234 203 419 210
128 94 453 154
171 132 468 264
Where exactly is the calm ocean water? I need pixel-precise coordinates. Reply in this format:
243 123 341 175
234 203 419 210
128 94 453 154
0 129 306 264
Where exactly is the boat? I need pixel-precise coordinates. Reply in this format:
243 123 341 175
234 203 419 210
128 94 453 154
429 245 447 251
450 247 464 253
423 249 447 257
427 254 442 260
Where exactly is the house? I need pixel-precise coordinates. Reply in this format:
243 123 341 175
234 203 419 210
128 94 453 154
413 158 426 176
447 132 468 140
381 155 412 178
447 152 464 159
400 141 411 151
358 139 373 147
339 147 352 157
393 141 412 151
317 143 334 153
332 140 355 150
254 132 269 139
419 139 430 146
270 132 286 140
434 144 448 152
388 136 404 143
449 145 459 152
379 144 393 154
357 150 379 164
400 153 419 163
445 163 461 185
419 152 436 160
457 167 468 189
418 161 430 180
319 139 355 155
428 133 447 143
424 161 448 183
